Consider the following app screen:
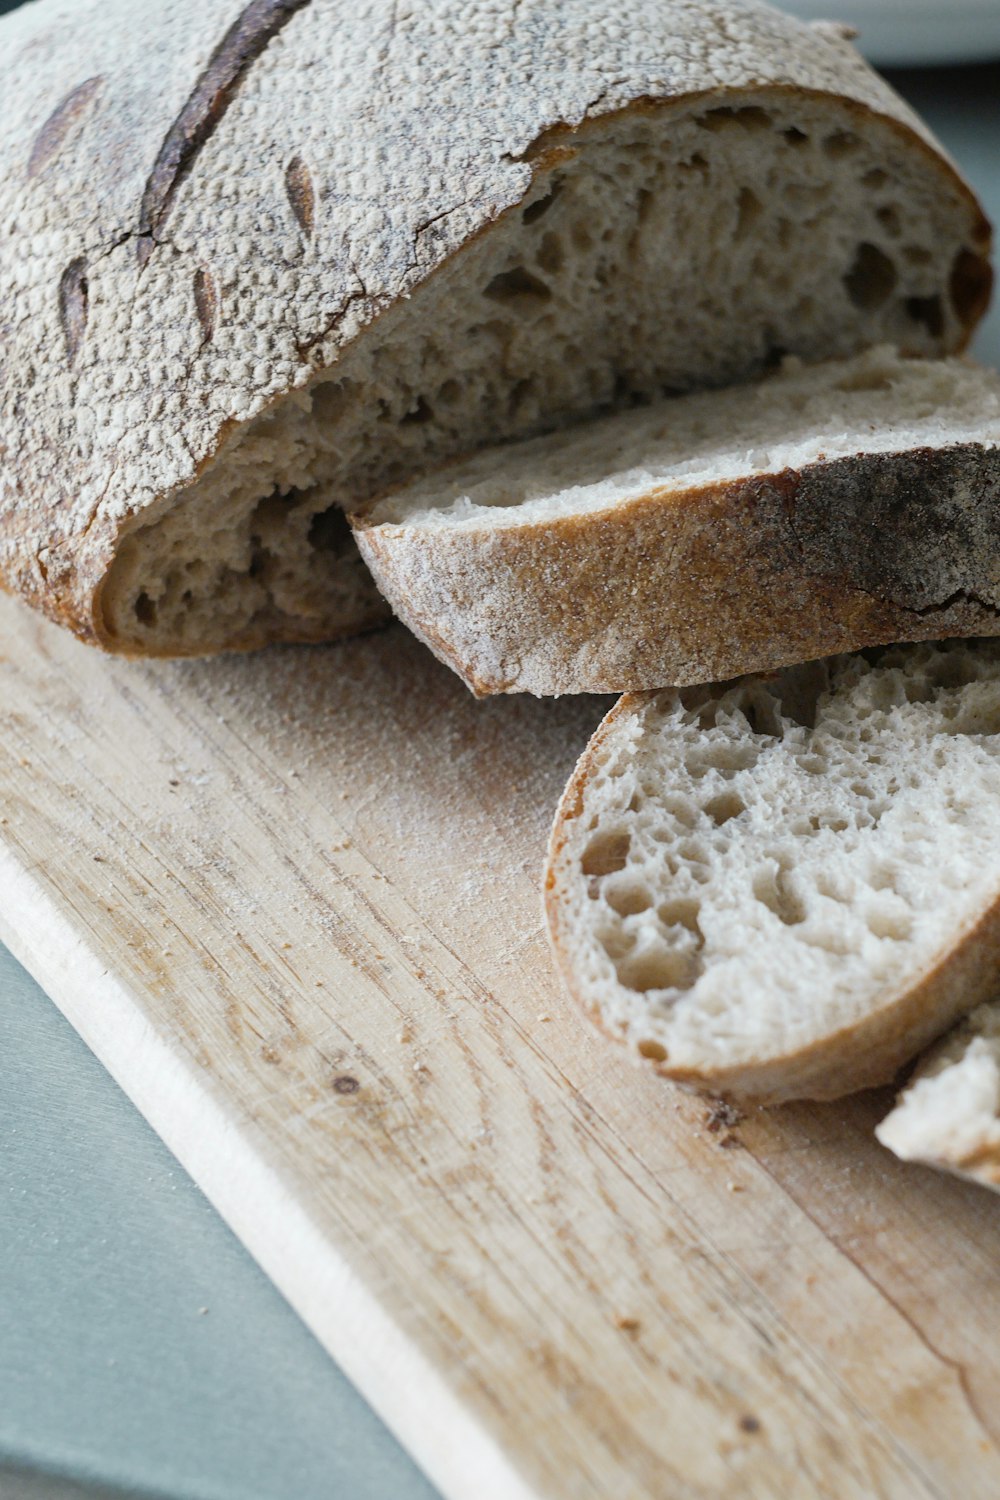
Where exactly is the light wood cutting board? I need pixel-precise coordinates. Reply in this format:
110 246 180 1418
2 589 999 1500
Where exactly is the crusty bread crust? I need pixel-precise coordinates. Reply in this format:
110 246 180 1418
0 0 990 652
357 443 1000 696
545 688 1000 1105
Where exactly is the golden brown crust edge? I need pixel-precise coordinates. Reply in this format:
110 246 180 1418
356 443 1000 697
543 695 1000 1106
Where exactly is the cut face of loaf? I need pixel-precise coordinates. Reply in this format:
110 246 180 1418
0 0 990 655
876 1002 1000 1190
545 642 1000 1104
103 101 987 657
356 349 1000 694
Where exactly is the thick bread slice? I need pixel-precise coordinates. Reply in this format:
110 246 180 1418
876 1002 1000 1190
544 641 1000 1104
356 349 1000 695
0 0 990 656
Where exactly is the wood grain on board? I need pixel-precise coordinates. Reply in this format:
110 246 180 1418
1 589 999 1500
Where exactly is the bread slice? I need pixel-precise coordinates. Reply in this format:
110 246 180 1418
876 1002 1000 1190
0 0 990 655
544 641 1000 1104
355 349 1000 695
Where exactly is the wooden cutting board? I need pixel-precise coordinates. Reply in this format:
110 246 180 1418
2 589 999 1500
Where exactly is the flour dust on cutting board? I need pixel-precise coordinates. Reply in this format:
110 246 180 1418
1 594 1000 1500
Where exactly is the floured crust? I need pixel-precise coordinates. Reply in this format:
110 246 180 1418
0 0 990 651
543 645 1000 1104
356 442 1000 696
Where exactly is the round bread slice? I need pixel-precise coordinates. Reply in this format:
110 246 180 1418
545 642 1000 1104
0 0 990 655
876 1002 1000 1190
355 348 1000 695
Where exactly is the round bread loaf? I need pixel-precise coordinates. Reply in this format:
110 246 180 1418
0 0 990 655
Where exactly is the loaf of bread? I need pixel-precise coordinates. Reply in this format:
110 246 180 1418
356 349 1000 694
877 1002 1000 1191
545 641 1000 1103
0 0 989 655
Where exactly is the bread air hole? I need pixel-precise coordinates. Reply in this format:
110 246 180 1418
657 898 703 934
598 926 635 962
308 505 350 553
951 248 993 326
876 204 902 238
617 946 704 993
843 242 898 310
677 838 709 868
809 813 849 834
482 267 552 306
905 293 945 337
134 591 156 626
703 791 745 827
753 863 806 925
696 105 774 133
739 695 782 738
678 684 725 728
605 881 653 917
401 395 435 424
661 795 698 829
581 830 631 877
521 184 562 224
823 130 860 158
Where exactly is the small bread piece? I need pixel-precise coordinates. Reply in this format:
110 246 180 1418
544 642 1000 1104
356 349 1000 695
876 1002 1000 1190
0 0 991 655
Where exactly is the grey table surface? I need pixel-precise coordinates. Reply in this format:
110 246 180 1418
2 50 1000 1500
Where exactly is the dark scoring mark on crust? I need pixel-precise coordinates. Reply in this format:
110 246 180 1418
137 0 311 266
58 257 89 366
193 266 219 342
27 77 104 179
284 155 315 237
